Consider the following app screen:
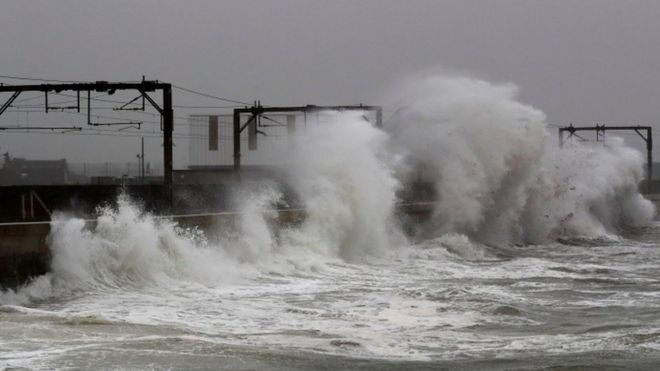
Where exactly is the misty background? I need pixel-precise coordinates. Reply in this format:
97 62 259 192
1 0 660 171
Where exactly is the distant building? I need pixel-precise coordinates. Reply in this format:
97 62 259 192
0 153 69 186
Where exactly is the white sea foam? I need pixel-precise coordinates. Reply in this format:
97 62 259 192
523 138 655 242
277 111 401 262
384 73 654 246
48 196 244 291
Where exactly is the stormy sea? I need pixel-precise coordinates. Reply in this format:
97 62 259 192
2 75 659 370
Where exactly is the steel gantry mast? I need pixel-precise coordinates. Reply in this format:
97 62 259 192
558 124 653 192
232 102 383 170
0 80 174 196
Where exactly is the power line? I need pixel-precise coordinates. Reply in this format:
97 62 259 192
5 101 225 124
173 105 242 109
15 110 191 126
0 76 258 142
49 89 243 110
0 74 85 83
172 84 249 106
0 128 219 139
1 75 248 109
7 105 222 122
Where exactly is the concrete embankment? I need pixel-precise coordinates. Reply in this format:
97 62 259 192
0 203 433 288
0 221 51 288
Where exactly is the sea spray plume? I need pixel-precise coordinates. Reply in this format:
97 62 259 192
384 73 654 245
279 111 401 261
384 75 547 246
46 195 240 290
225 182 282 264
522 138 655 242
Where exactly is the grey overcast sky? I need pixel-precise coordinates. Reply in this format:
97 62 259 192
1 0 660 167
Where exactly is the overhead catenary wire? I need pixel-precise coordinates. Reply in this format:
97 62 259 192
0 74 248 105
172 84 250 106
0 74 85 83
173 105 244 109
0 128 284 140
0 127 227 139
0 75 259 181
6 92 240 123
1 75 356 152
6 92 203 123
5 109 197 128
1 76 249 119
42 90 243 110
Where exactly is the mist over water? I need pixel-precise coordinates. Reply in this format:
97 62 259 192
2 74 659 369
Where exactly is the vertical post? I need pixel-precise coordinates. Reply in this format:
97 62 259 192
208 116 218 151
162 84 174 205
248 115 257 150
141 136 145 182
30 192 34 219
558 128 564 147
286 115 296 134
87 90 91 124
376 107 383 128
287 114 296 147
233 109 241 171
647 128 653 193
21 194 26 220
248 101 258 150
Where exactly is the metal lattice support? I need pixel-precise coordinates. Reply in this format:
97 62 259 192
232 102 383 170
559 124 653 192
0 80 174 202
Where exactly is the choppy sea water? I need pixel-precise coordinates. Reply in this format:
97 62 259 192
2 221 660 370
